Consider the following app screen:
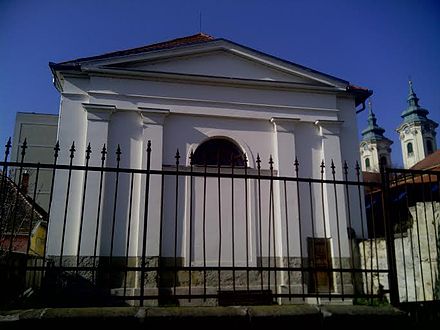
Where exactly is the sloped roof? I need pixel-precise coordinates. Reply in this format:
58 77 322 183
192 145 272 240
49 33 372 106
57 33 215 65
410 150 440 171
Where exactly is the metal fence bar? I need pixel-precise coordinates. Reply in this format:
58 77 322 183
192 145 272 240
402 171 418 301
77 144 91 270
231 154 235 292
419 173 435 300
409 171 426 301
59 142 75 267
256 155 263 291
188 152 194 300
123 172 135 297
381 168 399 305
331 160 344 299
294 158 305 301
392 171 409 302
109 145 121 263
139 141 151 307
244 156 250 292
216 154 222 293
319 161 332 300
92 144 106 285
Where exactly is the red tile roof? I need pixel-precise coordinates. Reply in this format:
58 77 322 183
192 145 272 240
60 33 215 64
410 150 440 171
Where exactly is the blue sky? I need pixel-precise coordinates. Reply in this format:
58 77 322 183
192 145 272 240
1 0 439 166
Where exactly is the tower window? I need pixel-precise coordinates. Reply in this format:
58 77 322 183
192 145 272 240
426 140 434 155
192 138 245 166
407 142 413 156
380 156 387 167
365 158 370 170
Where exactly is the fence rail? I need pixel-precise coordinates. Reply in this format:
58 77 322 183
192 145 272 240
0 139 439 308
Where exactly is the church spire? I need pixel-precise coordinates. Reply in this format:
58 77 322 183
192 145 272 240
401 79 429 122
359 98 393 172
407 79 420 108
397 79 438 169
366 99 378 128
361 99 388 142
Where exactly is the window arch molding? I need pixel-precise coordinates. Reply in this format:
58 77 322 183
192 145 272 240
187 135 251 167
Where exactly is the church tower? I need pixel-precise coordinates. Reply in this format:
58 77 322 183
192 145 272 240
360 100 393 172
396 80 438 169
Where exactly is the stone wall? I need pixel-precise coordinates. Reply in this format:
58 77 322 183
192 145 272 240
359 202 440 302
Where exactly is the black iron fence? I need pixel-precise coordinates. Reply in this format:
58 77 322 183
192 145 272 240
0 138 439 308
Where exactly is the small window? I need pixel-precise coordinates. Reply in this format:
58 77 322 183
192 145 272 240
380 156 387 167
407 142 413 156
426 140 434 155
192 138 245 166
365 158 370 169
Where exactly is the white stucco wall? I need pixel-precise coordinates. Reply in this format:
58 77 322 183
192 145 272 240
46 48 364 285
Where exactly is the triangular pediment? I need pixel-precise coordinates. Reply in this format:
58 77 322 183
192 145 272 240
109 50 322 85
52 37 364 96
73 39 349 88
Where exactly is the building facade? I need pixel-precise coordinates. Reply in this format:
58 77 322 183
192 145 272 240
46 34 371 296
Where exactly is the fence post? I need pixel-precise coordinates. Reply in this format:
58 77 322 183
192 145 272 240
380 165 399 306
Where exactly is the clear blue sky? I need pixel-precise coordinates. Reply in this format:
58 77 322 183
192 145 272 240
1 0 439 166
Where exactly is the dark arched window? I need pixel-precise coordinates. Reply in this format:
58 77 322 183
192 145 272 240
380 156 387 167
407 142 413 156
426 139 434 155
192 138 245 166
365 158 370 169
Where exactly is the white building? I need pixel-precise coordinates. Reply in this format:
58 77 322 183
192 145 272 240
46 33 371 297
11 112 59 211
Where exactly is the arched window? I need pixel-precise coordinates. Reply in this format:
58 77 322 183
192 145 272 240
192 138 245 166
407 142 413 156
426 139 434 155
365 158 370 170
380 156 387 167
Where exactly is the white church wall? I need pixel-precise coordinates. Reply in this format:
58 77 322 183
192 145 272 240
47 55 363 297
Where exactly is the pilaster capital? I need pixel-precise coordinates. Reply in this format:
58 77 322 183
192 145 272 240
314 120 344 136
270 117 300 133
139 107 170 125
83 103 116 121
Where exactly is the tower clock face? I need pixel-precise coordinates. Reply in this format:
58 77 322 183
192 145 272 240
404 128 410 135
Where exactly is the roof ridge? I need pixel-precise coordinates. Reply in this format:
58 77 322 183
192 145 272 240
58 33 215 65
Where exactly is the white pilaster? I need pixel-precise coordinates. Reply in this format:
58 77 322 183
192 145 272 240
315 120 350 259
47 94 87 257
77 104 114 256
271 118 299 259
138 108 169 257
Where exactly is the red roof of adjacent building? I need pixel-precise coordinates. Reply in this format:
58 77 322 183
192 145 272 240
410 150 440 171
